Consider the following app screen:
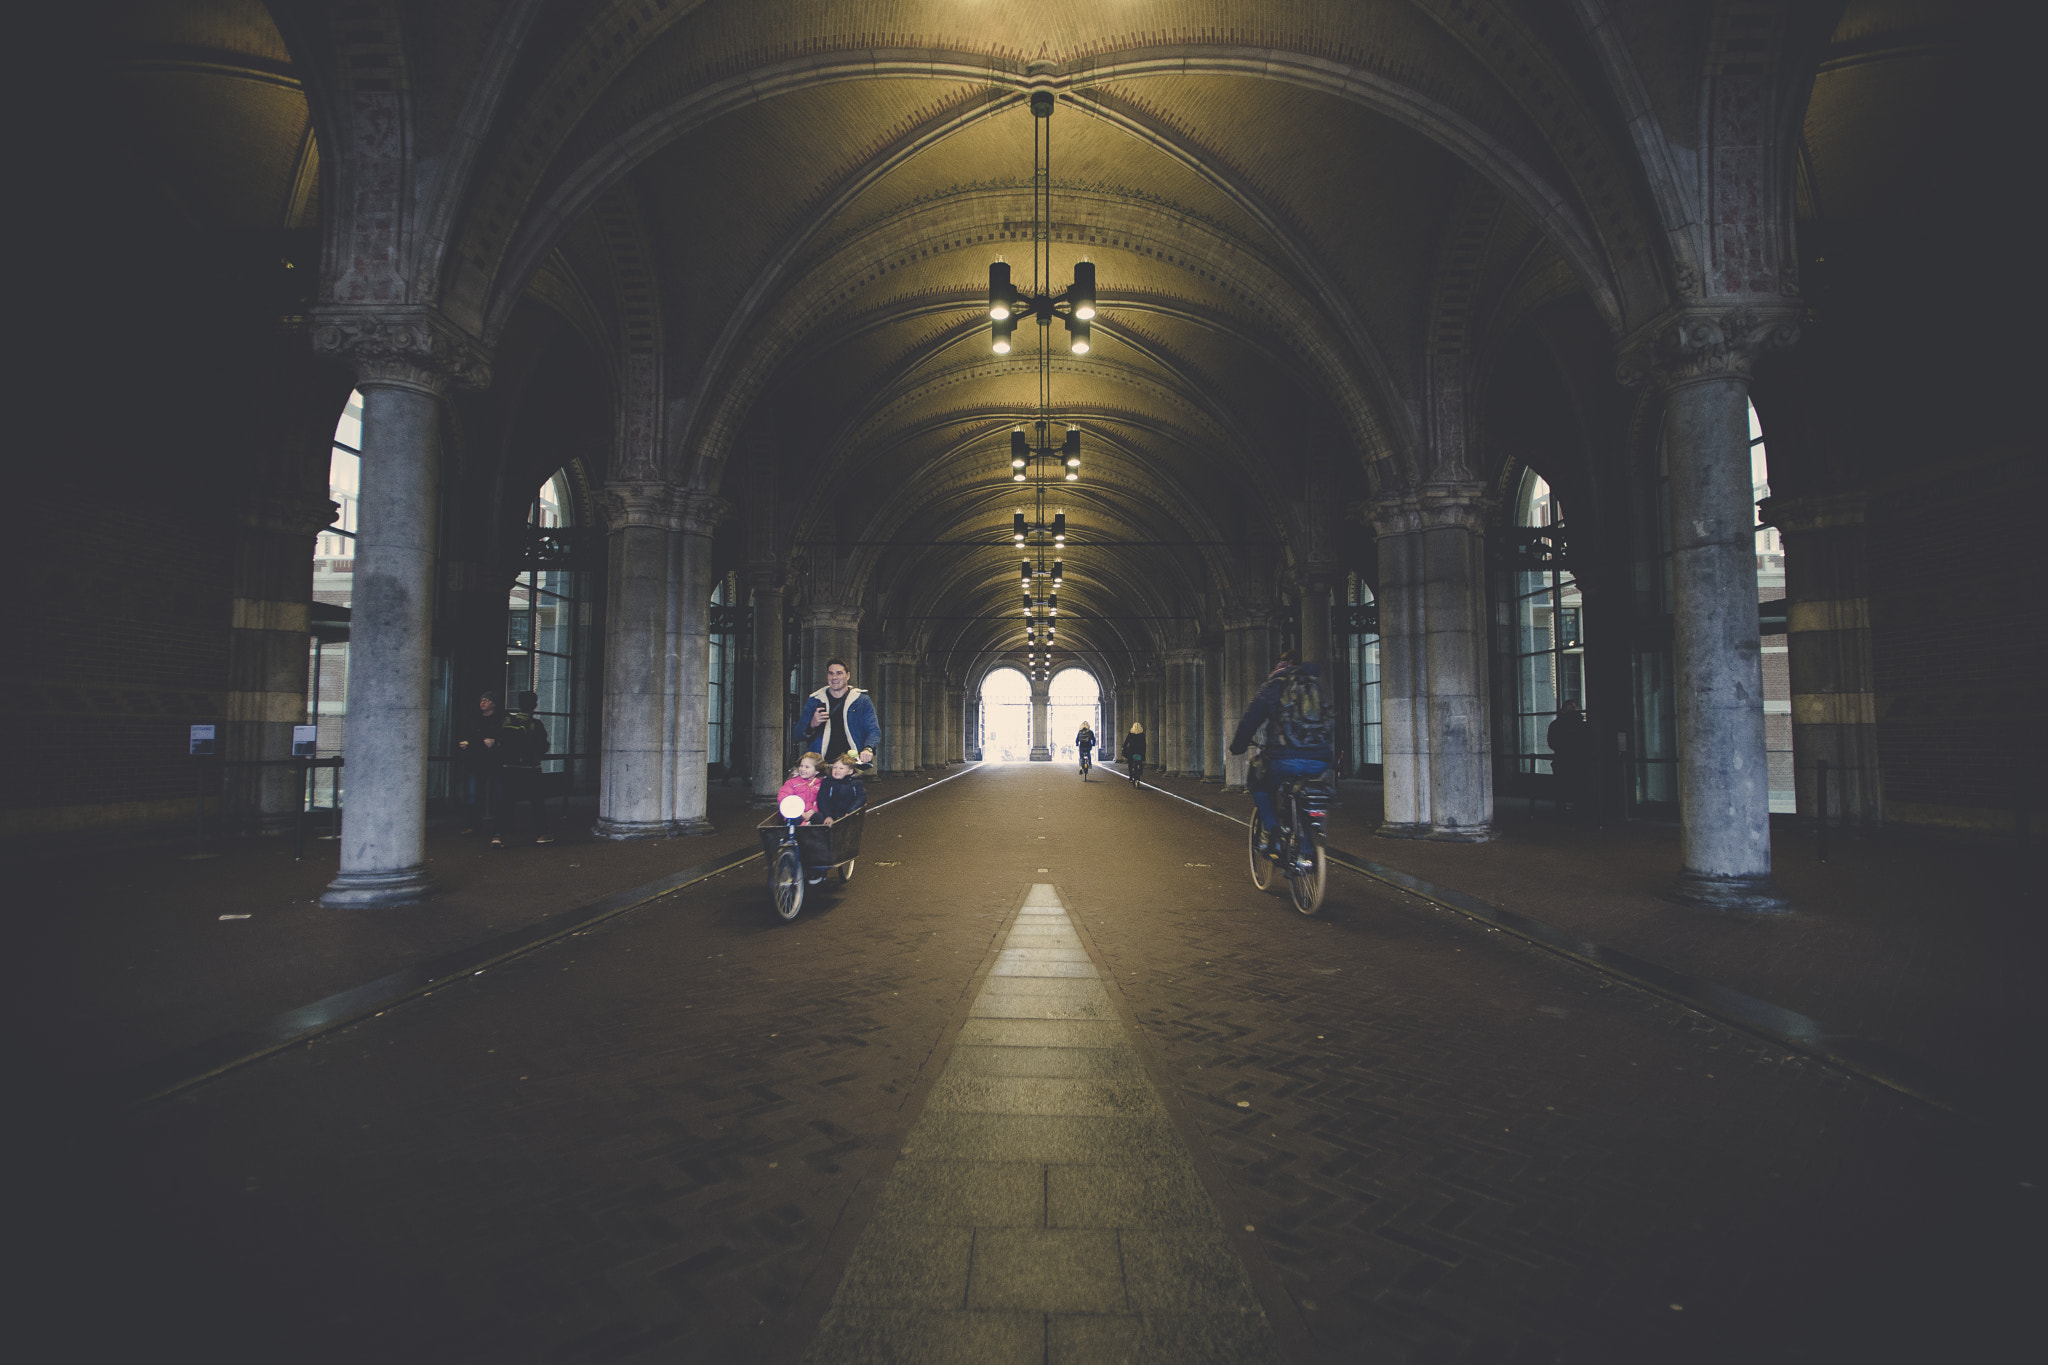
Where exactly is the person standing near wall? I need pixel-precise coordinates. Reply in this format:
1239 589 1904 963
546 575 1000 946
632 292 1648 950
491 691 554 847
456 691 504 836
1547 699 1594 818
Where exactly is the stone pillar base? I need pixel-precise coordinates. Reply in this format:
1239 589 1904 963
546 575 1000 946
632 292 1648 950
671 817 717 836
1376 821 1428 840
1202 776 1223 785
321 866 433 908
1673 870 1791 914
1427 823 1495 843
746 793 782 808
1030 747 1051 761
592 817 673 841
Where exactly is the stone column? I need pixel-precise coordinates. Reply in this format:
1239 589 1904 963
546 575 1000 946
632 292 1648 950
747 571 786 806
1297 571 1335 674
1203 647 1225 782
1161 650 1198 777
1217 621 1272 790
1368 488 1494 841
1623 310 1796 910
1761 492 1882 829
669 493 727 835
800 606 863 701
946 684 966 764
966 688 983 760
875 652 914 774
224 490 336 835
916 662 934 769
1030 673 1051 760
315 367 447 906
594 481 681 838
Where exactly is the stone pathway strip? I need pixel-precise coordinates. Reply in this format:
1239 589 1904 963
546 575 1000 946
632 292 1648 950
803 884 1284 1365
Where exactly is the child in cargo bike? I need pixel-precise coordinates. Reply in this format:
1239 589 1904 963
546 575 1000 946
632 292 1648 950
803 752 867 884
778 752 824 818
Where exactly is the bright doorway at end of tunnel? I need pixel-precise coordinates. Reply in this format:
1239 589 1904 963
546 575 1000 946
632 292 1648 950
1046 667 1101 766
979 667 1031 762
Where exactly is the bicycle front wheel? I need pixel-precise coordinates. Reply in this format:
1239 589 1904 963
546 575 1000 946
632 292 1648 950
771 847 805 921
1248 815 1275 892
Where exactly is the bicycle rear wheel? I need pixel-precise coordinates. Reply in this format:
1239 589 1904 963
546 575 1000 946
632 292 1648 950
1247 815 1275 892
1286 802 1327 915
771 847 805 921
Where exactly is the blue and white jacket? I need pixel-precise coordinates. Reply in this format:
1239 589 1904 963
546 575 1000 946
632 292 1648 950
793 685 881 760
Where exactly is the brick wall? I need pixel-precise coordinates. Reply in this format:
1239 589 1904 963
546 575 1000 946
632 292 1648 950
7 494 237 837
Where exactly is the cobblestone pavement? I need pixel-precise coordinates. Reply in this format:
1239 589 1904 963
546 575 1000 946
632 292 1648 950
32 765 2040 1363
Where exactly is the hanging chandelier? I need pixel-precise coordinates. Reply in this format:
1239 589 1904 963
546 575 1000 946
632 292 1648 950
993 91 1095 680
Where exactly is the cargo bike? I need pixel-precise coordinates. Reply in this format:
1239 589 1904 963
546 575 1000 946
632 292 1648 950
758 794 866 922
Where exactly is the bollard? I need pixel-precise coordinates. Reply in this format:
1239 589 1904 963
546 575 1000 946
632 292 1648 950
1815 758 1830 864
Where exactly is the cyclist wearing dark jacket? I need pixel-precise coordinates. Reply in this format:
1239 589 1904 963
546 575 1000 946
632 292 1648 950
1229 652 1334 846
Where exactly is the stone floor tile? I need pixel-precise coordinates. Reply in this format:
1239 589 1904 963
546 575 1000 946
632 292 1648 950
944 1044 1133 1081
1117 1228 1263 1314
994 947 1094 963
1047 1309 1285 1365
954 1018 1127 1049
968 1228 1126 1312
977 977 1110 1001
1047 1162 1222 1230
872 1161 1046 1227
990 960 1100 978
970 994 1116 1021
803 1307 1045 1365
902 1113 1185 1166
831 1224 973 1309
925 1074 1159 1119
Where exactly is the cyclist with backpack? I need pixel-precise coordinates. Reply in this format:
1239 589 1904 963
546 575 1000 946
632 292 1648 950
490 690 555 847
1075 722 1096 778
1229 650 1334 856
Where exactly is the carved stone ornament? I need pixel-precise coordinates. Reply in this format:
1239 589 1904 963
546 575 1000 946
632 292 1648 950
1756 492 1868 535
595 481 681 531
678 492 733 539
310 308 493 392
1367 482 1490 538
802 604 865 631
1615 307 1799 391
240 490 341 538
1218 608 1280 633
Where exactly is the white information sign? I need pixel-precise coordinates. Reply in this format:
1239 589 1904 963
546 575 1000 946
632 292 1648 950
189 724 217 756
292 724 320 758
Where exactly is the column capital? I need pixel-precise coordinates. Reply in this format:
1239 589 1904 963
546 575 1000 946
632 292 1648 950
1366 482 1491 537
1615 305 1799 393
240 489 339 538
1163 648 1206 666
678 491 732 538
310 306 491 394
1291 565 1339 597
874 650 918 667
1756 492 1868 534
746 564 786 592
802 604 864 631
1218 608 1279 633
595 480 681 531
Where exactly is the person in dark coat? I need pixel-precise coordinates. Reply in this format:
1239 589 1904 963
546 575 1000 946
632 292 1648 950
1119 723 1146 781
1546 699 1594 817
456 691 505 835
489 691 554 846
1229 650 1335 852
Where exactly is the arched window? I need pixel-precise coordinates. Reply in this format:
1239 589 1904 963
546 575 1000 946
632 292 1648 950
305 391 362 811
1508 468 1585 779
1346 573 1381 771
978 668 1032 762
708 573 739 773
505 470 580 782
1751 403 1793 812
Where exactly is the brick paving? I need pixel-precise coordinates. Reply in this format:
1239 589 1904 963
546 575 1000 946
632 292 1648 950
19 764 2044 1363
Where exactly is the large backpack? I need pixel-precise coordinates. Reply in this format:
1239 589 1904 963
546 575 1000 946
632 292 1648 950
498 714 550 768
1273 667 1331 751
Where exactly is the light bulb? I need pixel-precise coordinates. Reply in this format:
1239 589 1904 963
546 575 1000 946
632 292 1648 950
993 339 1011 354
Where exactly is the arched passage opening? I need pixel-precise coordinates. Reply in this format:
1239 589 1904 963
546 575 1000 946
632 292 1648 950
1047 668 1102 764
978 667 1032 762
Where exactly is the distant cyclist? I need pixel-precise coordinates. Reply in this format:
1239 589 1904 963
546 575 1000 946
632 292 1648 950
1229 649 1334 855
1075 722 1096 778
1120 722 1147 786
